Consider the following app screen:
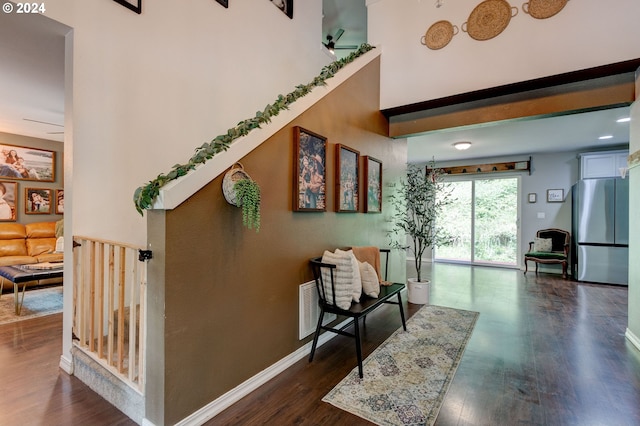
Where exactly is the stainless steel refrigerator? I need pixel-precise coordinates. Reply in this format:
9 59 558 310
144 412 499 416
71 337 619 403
571 178 629 285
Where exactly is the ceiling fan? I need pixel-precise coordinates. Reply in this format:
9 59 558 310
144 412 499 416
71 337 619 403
323 29 358 54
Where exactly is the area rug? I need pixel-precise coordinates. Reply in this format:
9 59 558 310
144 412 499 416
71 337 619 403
0 286 63 325
322 305 479 426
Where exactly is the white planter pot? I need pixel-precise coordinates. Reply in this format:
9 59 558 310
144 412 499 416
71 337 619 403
407 278 430 305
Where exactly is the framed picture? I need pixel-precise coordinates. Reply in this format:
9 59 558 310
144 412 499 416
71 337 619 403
528 193 537 203
335 144 359 213
215 0 228 8
270 0 293 18
25 188 52 214
0 143 55 182
293 127 327 212
0 181 17 221
364 156 382 213
55 189 64 215
113 0 142 14
547 189 564 203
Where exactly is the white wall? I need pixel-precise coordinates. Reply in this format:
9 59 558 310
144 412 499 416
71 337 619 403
368 0 640 109
45 0 329 246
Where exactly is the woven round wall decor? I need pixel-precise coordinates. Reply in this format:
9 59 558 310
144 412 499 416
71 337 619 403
421 20 459 50
522 0 568 19
462 0 519 41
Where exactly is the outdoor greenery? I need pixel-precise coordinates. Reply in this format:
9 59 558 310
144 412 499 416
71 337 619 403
233 179 261 232
133 44 376 215
389 162 453 282
437 178 518 264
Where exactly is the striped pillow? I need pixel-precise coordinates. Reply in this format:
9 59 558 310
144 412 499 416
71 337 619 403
335 249 362 303
320 250 355 310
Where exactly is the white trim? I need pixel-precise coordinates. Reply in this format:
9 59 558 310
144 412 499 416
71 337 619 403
152 48 381 211
625 328 640 352
173 319 351 426
59 354 73 374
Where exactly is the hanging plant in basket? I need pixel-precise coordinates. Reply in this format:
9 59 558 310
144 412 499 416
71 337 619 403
222 163 261 232
234 179 261 232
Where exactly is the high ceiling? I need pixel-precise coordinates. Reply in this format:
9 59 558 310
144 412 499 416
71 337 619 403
0 11 67 143
0 2 632 160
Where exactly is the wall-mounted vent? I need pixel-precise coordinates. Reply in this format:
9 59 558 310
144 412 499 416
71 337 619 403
299 281 336 340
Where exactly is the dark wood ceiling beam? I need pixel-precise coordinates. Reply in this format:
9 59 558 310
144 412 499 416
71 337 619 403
383 58 640 138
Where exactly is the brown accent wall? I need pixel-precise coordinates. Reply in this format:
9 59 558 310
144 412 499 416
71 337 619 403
146 57 408 424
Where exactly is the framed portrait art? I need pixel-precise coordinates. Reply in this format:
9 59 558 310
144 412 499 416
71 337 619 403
335 144 359 213
270 0 293 18
25 188 52 215
55 189 64 214
0 181 17 221
0 143 55 182
293 127 327 212
364 156 382 213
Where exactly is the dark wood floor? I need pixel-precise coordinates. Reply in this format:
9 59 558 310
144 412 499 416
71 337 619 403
2 264 639 425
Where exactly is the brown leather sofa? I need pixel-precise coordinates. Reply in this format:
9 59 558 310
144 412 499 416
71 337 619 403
0 222 63 291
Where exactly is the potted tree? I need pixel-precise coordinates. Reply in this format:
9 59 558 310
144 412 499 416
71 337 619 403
389 161 452 304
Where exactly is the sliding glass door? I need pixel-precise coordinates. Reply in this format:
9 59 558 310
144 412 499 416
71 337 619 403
436 176 520 266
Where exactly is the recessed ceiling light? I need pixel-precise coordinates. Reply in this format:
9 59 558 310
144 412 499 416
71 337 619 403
598 135 613 140
453 141 471 150
617 117 631 123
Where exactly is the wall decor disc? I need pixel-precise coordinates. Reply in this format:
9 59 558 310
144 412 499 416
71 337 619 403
462 0 519 41
522 0 568 19
421 20 459 50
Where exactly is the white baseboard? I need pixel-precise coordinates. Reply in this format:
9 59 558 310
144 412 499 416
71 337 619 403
625 328 640 352
174 318 351 426
59 354 73 374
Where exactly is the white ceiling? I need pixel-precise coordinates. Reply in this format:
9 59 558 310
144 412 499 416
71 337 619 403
0 3 633 161
0 10 67 143
407 106 631 163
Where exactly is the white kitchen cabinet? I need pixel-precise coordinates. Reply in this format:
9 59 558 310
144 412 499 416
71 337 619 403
580 150 629 179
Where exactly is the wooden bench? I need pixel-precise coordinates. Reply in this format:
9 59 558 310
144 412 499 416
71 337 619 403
308 250 406 378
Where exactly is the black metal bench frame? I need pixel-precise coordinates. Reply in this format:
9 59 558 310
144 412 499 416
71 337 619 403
308 249 406 378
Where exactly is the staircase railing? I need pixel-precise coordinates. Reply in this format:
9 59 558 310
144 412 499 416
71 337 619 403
72 236 147 393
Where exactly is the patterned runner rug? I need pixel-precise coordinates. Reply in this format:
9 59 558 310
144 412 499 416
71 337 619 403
0 286 63 325
322 305 478 426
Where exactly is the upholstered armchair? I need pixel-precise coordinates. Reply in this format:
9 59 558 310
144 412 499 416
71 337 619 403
524 228 570 278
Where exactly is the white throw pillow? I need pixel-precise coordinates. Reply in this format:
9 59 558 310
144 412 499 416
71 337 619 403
320 250 355 310
359 261 380 298
533 237 553 252
335 249 362 303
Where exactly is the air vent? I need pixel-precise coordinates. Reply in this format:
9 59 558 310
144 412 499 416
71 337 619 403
299 281 335 340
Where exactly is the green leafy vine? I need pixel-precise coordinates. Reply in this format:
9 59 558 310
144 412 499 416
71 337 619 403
234 179 261 232
133 43 375 214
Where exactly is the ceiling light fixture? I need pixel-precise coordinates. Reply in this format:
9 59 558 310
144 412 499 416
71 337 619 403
324 35 335 54
616 117 631 123
598 135 613 140
453 141 472 150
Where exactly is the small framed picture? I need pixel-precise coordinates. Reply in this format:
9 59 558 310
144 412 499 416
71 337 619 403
293 127 327 212
55 189 64 214
528 193 536 203
547 189 564 203
364 156 382 213
0 181 17 221
25 188 52 214
270 0 293 18
335 144 359 213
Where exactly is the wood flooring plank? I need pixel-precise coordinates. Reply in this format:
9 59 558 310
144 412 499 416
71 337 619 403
2 264 640 425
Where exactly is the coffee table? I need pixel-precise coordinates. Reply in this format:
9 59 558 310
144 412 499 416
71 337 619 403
0 264 64 315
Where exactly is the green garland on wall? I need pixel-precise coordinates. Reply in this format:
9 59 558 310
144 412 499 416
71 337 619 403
133 43 375 214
